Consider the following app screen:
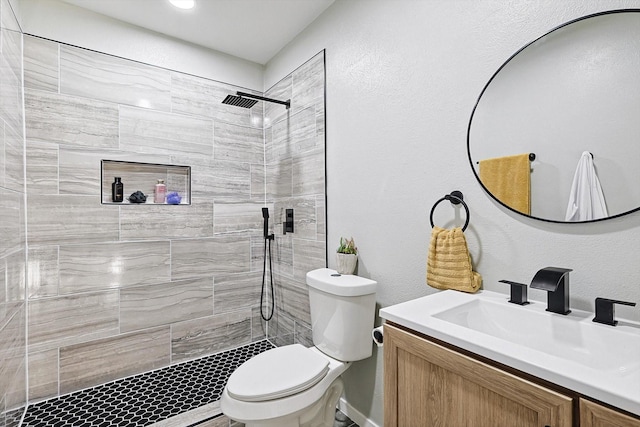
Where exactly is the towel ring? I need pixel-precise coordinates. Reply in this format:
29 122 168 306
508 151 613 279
430 190 470 231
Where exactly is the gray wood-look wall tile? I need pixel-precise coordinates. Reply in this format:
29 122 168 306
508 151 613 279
250 163 265 201
213 202 264 235
60 45 171 111
59 326 170 394
59 241 171 294
292 148 325 196
0 188 22 259
172 155 250 200
23 36 58 92
25 89 119 149
0 122 5 189
213 272 261 315
292 239 326 283
28 290 119 353
292 52 325 111
295 321 314 348
27 246 59 299
27 195 119 245
171 236 250 280
26 140 58 195
120 277 213 333
0 34 23 135
1 305 26 410
4 122 24 189
6 250 26 302
268 107 316 163
275 197 317 241
119 201 213 240
251 306 266 341
276 275 311 327
271 234 293 278
170 72 262 128
316 195 326 241
265 75 292 127
171 309 251 362
0 261 6 303
315 101 325 144
120 106 213 157
61 148 172 197
214 121 263 164
28 349 58 401
268 311 294 347
267 158 292 200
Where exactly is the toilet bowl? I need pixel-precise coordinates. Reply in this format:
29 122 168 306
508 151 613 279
221 268 377 427
221 345 349 427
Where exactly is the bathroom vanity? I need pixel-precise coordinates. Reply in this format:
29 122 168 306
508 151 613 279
380 291 640 427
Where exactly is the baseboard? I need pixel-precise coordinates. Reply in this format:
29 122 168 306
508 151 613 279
338 397 380 427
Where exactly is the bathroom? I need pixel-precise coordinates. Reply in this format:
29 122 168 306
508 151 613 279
1 0 639 426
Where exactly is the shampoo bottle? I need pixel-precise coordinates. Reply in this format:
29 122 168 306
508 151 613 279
154 179 167 204
112 177 124 202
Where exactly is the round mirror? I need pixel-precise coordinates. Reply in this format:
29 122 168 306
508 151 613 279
467 10 640 223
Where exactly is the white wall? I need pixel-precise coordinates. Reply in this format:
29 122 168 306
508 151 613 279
266 1 640 425
18 0 264 90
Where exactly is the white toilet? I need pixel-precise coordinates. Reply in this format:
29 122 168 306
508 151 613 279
221 268 377 427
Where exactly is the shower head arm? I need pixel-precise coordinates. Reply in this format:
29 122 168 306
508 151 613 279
236 91 291 109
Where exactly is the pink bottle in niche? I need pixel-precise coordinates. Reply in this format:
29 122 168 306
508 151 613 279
154 179 167 203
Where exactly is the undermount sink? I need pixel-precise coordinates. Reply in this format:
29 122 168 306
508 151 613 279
379 289 640 416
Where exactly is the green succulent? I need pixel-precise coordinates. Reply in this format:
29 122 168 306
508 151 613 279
337 237 357 255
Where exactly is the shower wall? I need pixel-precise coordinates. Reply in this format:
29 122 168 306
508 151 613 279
264 52 326 346
0 0 27 422
22 35 326 404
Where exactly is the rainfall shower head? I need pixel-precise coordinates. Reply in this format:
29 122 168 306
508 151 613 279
222 91 290 109
222 94 258 109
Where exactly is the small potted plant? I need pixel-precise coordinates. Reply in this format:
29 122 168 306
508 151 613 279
336 237 358 275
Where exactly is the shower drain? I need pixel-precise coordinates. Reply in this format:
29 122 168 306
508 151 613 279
21 340 274 427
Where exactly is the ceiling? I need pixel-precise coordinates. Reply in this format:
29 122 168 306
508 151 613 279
59 0 335 65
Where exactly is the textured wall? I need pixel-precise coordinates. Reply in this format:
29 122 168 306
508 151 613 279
0 0 27 422
265 1 640 426
23 36 324 402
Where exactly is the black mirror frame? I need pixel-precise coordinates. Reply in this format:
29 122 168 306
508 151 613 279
467 8 640 224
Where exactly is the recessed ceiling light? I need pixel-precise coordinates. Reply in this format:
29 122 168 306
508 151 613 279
169 0 195 10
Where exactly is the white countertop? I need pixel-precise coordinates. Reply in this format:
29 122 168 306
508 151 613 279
379 289 640 416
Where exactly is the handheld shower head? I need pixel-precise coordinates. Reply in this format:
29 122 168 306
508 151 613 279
262 208 270 239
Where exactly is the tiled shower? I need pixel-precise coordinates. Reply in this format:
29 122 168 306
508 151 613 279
0 0 326 421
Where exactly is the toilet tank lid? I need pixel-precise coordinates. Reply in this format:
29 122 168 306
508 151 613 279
306 268 377 297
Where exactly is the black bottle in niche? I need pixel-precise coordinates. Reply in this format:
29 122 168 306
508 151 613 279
112 177 124 202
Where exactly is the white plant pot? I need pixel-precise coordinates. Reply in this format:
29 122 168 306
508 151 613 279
336 253 357 275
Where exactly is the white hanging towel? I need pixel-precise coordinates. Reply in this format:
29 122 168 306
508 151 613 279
565 151 608 221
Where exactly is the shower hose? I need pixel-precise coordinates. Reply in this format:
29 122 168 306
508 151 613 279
260 235 275 321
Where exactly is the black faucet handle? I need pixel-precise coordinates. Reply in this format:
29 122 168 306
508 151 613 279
499 280 529 305
593 298 637 326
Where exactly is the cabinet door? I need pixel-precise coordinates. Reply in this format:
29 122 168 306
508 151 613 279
580 398 640 427
384 323 573 427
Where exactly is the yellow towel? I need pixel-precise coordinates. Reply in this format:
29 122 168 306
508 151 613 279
479 153 531 215
426 226 481 293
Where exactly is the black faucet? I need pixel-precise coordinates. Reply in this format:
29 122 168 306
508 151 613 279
499 280 529 305
592 298 637 326
529 267 572 315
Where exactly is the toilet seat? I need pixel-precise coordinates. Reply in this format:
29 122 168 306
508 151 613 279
226 344 329 402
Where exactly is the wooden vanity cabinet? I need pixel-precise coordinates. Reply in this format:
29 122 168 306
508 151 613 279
384 323 640 427
384 323 574 427
580 399 640 427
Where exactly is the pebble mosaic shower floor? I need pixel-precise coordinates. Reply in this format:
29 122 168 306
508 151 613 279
21 340 274 427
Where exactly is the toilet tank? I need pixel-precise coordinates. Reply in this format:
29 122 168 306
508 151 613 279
306 268 377 362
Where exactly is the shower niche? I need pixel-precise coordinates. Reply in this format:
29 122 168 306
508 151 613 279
101 160 191 205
